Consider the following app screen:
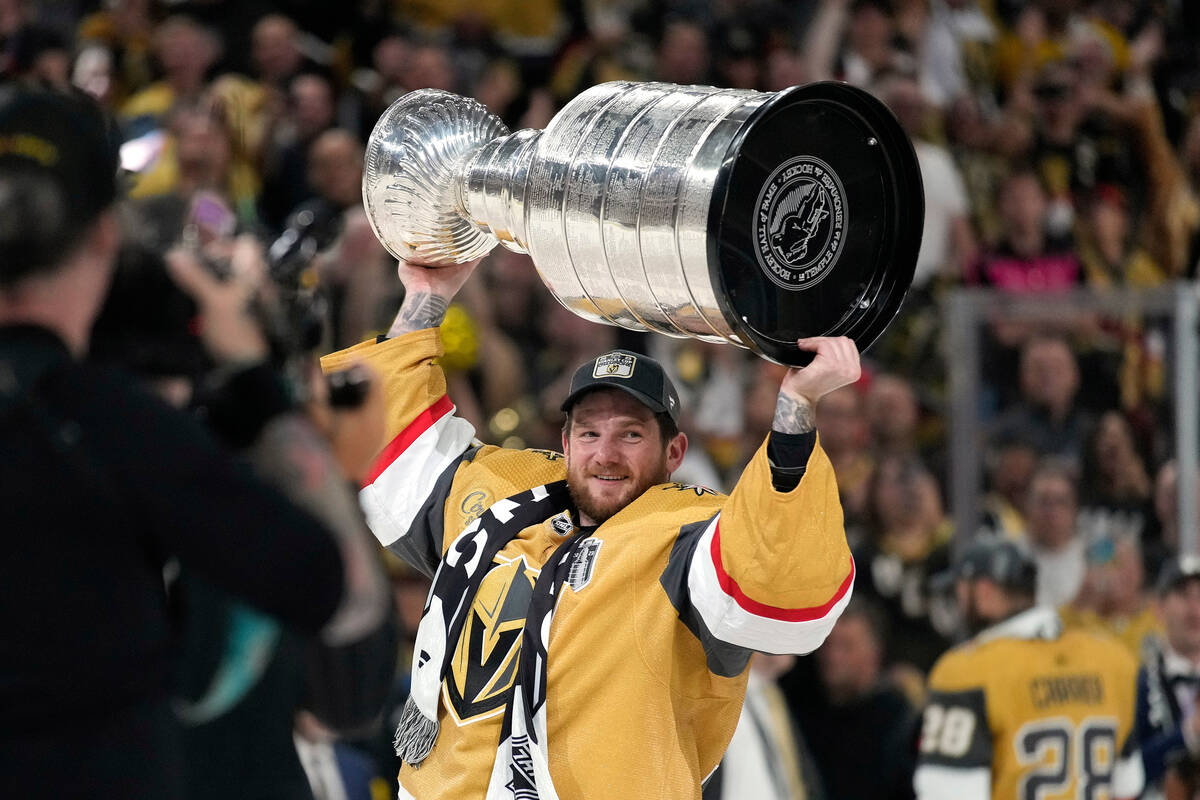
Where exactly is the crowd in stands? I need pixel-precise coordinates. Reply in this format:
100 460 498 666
4 0 1200 797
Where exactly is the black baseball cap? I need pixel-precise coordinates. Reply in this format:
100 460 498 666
932 537 1038 595
561 349 681 423
1156 555 1200 596
0 85 120 231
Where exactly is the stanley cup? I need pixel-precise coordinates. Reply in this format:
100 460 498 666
363 80 924 365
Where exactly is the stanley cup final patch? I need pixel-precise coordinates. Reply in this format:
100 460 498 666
753 156 848 291
593 352 636 379
566 539 603 592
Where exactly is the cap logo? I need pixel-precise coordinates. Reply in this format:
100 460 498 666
593 353 636 379
0 134 59 166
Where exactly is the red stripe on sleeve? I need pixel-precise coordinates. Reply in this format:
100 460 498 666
709 521 854 622
362 394 455 487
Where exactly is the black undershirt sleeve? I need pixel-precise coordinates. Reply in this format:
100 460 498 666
766 429 817 492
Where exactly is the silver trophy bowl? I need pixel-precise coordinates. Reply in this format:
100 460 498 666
363 81 923 365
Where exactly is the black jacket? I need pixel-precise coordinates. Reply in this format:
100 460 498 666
0 325 345 799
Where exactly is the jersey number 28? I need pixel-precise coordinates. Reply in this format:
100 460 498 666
1015 716 1117 800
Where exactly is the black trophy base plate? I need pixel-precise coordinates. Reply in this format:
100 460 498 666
707 81 924 366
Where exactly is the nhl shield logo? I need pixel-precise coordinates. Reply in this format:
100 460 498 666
753 156 848 291
592 353 635 379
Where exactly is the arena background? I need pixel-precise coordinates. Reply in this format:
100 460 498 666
4 0 1199 797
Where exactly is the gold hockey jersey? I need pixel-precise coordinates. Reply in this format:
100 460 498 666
321 329 854 800
914 606 1143 800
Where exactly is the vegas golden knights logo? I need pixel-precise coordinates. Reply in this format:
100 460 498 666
447 554 537 723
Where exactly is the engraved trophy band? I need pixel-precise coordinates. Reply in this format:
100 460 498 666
363 80 923 365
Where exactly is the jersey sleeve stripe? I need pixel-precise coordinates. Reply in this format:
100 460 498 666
358 400 475 548
710 521 855 622
687 516 853 654
362 394 455 487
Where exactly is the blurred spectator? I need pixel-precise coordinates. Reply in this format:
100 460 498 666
1151 460 1200 578
865 373 919 458
1077 184 1168 287
990 335 1095 468
4 23 69 86
728 358 792 485
407 41 459 93
75 0 157 104
303 129 392 348
651 338 751 487
129 100 260 238
655 18 711 84
1079 409 1154 543
853 454 957 674
944 93 1019 245
704 654 824 800
120 16 221 130
0 84 363 800
252 14 307 92
294 711 390 800
920 0 996 109
876 72 977 289
550 4 648 103
713 23 762 90
260 71 338 233
89 229 396 800
992 0 1131 98
968 170 1082 292
72 43 118 105
816 384 874 536
1024 459 1086 608
764 46 810 92
788 598 919 800
978 435 1038 539
806 0 912 88
1135 556 1200 797
1061 532 1161 658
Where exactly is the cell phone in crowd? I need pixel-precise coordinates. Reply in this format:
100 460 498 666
181 191 238 278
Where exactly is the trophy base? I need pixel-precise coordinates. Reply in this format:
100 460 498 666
707 81 923 366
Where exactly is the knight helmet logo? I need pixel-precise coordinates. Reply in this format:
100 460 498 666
447 554 538 724
753 156 848 292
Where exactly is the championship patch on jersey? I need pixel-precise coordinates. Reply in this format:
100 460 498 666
446 554 538 724
566 538 602 592
592 352 636 379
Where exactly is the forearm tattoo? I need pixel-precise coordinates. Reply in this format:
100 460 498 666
390 292 450 335
773 393 815 435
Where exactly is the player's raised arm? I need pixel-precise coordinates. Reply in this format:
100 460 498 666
320 258 483 574
683 337 859 655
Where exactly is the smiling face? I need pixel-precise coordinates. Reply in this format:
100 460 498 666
563 388 686 526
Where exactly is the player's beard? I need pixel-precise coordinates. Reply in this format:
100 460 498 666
566 452 670 525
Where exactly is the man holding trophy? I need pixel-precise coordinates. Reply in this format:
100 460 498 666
324 77 924 798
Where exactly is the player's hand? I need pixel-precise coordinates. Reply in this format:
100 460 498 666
389 256 485 336
779 336 861 408
166 235 270 366
396 256 483 302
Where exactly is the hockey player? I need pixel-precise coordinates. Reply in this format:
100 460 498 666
914 537 1144 800
321 256 859 799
